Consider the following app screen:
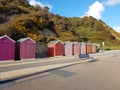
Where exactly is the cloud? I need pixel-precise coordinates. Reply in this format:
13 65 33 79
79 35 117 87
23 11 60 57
103 0 120 6
29 0 52 10
113 26 120 32
29 0 44 8
85 1 105 19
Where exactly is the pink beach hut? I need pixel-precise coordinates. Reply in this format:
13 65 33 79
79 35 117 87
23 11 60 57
15 37 36 60
80 42 86 54
64 41 73 56
0 35 15 61
72 42 80 55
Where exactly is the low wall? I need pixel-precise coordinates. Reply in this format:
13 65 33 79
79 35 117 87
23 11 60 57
36 44 48 58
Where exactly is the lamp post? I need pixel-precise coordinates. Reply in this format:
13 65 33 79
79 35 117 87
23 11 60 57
102 42 105 51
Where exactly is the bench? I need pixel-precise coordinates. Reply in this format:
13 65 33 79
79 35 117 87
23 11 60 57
79 54 93 60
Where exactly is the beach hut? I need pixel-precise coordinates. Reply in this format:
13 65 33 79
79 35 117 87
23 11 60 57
92 44 96 53
80 42 86 54
64 41 73 56
86 43 92 54
48 40 64 57
72 42 80 55
0 35 15 61
15 37 36 60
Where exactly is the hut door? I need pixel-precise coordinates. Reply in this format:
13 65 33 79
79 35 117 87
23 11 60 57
25 43 34 58
81 44 86 54
26 43 30 58
0 43 13 60
56 43 63 56
28 44 34 58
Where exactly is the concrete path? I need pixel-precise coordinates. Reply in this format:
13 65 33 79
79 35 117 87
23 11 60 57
1 53 120 90
0 59 91 81
0 58 81 72
0 50 120 82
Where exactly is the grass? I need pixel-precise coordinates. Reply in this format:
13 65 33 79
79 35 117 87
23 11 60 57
103 45 120 50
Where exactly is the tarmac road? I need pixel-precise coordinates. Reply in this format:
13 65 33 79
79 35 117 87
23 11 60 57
1 54 120 90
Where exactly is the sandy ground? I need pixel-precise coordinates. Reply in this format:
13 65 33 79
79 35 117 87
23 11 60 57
1 54 120 90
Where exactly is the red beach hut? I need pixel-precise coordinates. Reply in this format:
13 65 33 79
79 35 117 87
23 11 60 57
80 42 86 54
0 35 15 61
48 40 64 57
64 41 73 56
15 37 36 60
86 43 92 54
72 42 80 55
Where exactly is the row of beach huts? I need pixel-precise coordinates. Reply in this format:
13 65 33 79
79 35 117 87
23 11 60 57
0 35 99 61
48 41 99 56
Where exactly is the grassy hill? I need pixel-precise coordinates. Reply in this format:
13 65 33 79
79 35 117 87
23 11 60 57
0 0 120 49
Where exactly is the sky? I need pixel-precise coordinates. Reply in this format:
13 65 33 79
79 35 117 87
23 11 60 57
28 0 120 32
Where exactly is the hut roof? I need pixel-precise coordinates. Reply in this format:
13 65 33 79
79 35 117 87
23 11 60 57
71 42 80 45
48 40 63 44
86 43 92 45
0 34 15 43
80 42 86 44
63 41 73 45
17 37 36 43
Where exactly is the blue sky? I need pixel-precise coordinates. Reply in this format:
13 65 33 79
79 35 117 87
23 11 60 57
28 0 120 32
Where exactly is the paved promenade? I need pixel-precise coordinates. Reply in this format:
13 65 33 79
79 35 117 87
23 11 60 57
0 50 120 90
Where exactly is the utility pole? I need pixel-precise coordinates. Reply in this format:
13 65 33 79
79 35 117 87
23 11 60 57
102 42 105 51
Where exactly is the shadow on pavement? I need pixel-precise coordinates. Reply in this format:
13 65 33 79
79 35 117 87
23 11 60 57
50 69 76 78
90 59 98 63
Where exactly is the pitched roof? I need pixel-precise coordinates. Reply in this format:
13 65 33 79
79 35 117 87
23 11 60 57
64 41 73 45
71 42 80 45
86 43 92 45
48 40 63 44
0 34 15 43
17 37 36 43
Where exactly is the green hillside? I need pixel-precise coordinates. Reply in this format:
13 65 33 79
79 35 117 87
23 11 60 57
0 0 120 49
